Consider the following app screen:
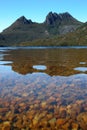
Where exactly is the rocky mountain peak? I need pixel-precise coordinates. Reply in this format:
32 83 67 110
44 12 79 25
16 16 32 24
44 12 62 25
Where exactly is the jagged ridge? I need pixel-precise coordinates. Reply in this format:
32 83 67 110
44 12 80 25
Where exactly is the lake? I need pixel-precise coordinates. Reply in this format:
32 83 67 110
0 46 87 130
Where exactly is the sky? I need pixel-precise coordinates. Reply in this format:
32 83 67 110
0 0 87 32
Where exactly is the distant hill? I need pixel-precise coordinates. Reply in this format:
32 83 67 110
0 12 82 46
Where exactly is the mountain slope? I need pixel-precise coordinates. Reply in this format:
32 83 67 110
0 12 82 46
57 22 87 46
19 22 87 46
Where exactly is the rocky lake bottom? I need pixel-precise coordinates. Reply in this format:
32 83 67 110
0 47 87 130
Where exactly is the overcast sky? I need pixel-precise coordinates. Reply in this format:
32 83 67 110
0 0 87 32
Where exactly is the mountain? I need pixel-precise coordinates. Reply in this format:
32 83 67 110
0 12 82 46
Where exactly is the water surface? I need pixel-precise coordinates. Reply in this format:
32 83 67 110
0 47 87 130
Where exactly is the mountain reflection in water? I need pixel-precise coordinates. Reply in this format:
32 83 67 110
2 47 87 76
0 47 87 130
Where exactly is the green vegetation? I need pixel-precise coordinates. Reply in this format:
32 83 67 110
18 22 87 46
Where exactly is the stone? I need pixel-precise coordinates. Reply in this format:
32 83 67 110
72 122 79 130
41 101 47 108
62 122 70 130
49 118 56 126
77 112 87 130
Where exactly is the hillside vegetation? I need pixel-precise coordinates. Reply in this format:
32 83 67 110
18 22 87 46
